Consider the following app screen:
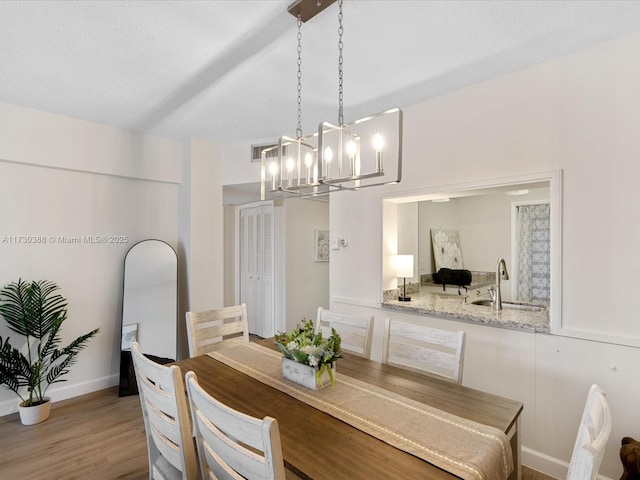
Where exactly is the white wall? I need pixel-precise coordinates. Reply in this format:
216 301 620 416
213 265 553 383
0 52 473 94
397 202 419 285
221 142 261 186
223 204 237 307
0 104 226 413
284 198 329 330
184 137 224 313
330 31 640 479
178 137 224 359
0 103 181 415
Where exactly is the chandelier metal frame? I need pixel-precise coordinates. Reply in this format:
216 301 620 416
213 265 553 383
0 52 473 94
261 0 402 201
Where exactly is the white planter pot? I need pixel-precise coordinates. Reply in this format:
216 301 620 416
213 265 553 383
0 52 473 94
281 357 335 390
18 397 51 426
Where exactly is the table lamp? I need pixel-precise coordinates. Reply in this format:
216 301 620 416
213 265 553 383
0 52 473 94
396 254 414 302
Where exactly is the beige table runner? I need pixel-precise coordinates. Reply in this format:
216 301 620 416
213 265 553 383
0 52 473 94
209 343 513 480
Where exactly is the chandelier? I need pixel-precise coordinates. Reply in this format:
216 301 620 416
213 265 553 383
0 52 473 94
261 0 403 200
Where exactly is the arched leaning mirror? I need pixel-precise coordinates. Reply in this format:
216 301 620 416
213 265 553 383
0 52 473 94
118 239 178 396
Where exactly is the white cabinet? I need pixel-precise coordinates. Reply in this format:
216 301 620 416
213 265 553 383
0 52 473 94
240 204 274 338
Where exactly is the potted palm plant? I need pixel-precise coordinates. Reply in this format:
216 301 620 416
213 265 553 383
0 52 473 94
0 279 99 425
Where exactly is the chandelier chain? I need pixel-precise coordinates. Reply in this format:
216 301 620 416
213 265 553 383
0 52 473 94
296 14 303 138
338 0 344 126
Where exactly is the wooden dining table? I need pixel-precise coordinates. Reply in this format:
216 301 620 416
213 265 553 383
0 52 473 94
173 339 523 480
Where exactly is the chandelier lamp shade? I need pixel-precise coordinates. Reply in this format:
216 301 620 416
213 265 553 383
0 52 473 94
260 0 403 200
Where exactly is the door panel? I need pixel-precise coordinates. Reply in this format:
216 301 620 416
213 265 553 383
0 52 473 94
240 204 274 337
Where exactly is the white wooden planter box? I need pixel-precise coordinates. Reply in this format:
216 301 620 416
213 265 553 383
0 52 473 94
281 357 335 390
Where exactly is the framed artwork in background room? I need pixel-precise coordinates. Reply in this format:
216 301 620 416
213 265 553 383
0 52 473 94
314 229 329 262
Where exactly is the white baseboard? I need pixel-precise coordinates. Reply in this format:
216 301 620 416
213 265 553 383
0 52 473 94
0 373 119 417
522 446 567 479
522 446 614 480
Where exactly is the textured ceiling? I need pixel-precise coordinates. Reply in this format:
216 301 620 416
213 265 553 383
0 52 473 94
1 0 640 145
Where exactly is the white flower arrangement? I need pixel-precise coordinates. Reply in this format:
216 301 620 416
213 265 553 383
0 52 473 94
275 319 342 386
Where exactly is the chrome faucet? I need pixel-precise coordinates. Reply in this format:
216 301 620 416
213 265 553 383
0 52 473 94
493 258 510 310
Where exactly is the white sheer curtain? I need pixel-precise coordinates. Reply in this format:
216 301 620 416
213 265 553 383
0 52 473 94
516 203 550 304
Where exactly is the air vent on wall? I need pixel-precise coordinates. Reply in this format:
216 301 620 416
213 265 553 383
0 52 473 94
251 142 279 163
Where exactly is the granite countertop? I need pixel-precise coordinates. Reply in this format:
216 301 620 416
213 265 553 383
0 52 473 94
382 290 550 333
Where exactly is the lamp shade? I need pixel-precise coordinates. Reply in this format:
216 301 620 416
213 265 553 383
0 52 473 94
395 255 414 278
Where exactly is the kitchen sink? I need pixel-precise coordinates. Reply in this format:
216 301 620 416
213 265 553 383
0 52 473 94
470 299 547 312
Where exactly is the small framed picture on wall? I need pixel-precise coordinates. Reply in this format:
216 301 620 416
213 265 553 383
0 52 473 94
314 229 330 262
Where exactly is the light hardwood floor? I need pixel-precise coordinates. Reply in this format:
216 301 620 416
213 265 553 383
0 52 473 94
0 387 556 479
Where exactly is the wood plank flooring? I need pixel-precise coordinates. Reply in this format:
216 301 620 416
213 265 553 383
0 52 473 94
0 387 556 479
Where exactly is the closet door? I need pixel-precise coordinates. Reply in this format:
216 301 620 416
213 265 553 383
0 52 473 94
240 206 261 335
240 204 274 338
261 206 274 338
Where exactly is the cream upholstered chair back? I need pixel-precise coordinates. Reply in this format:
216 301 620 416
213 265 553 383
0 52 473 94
130 342 198 480
382 319 466 384
315 307 374 359
185 371 286 480
185 304 249 357
566 384 612 480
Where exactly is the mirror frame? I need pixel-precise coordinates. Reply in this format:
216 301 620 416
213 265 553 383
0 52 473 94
118 238 178 396
381 170 562 331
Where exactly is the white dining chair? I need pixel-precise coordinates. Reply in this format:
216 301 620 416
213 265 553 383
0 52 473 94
566 384 612 480
130 342 199 480
315 307 374 359
382 318 466 384
185 303 249 357
185 371 286 480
